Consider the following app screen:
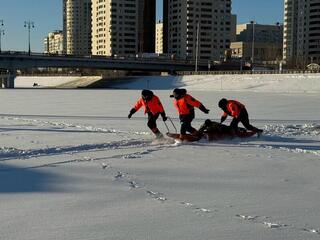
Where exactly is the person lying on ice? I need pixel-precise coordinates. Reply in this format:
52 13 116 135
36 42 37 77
198 119 234 136
128 89 167 139
218 98 263 135
170 88 210 136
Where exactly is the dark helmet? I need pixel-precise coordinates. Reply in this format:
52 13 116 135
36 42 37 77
218 98 228 109
141 89 153 101
204 119 212 125
170 88 187 99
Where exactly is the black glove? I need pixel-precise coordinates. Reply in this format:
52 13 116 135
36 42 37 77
199 104 210 114
128 108 136 119
161 112 168 121
220 115 227 123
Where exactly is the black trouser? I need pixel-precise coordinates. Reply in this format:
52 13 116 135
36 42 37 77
147 112 159 132
230 108 258 131
179 111 196 134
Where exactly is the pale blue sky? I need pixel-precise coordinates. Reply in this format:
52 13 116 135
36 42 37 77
0 0 284 52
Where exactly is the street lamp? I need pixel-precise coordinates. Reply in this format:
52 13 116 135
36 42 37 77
195 21 200 72
24 20 35 55
0 29 4 53
250 20 255 69
0 20 4 53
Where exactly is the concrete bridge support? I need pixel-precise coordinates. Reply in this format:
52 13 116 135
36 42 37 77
2 70 16 88
0 75 4 88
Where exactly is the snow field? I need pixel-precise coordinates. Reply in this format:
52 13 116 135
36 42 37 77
0 87 319 240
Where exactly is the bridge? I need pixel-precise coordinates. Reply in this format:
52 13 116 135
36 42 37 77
0 51 199 88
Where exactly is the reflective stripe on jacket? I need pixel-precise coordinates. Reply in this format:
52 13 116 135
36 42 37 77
174 94 201 115
134 95 164 115
222 100 245 118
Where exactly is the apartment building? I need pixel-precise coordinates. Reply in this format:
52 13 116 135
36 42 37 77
229 23 283 62
44 31 64 54
63 0 92 55
91 0 155 56
163 0 232 61
284 0 320 66
156 21 163 54
237 23 283 44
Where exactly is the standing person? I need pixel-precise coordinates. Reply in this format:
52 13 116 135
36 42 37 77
128 89 167 139
218 98 263 134
170 88 210 135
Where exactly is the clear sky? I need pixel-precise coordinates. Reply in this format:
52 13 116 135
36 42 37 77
0 0 284 52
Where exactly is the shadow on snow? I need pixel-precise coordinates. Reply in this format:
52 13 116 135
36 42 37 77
0 163 68 193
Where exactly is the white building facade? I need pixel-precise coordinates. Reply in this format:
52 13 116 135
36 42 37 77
91 0 155 56
283 0 320 66
163 0 232 61
63 0 92 55
156 21 163 54
44 31 64 54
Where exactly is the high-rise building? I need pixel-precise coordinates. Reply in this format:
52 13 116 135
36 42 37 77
283 0 320 66
229 23 283 62
91 0 155 56
237 23 283 44
63 0 92 55
156 21 163 54
163 0 232 61
44 31 64 54
230 14 237 42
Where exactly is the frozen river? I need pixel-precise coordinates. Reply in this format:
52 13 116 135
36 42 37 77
0 88 320 240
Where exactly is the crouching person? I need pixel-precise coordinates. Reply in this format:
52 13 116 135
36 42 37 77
128 89 167 139
218 98 263 135
170 88 209 136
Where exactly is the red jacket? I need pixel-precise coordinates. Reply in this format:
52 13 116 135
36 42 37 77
134 95 164 115
222 100 245 118
174 94 201 115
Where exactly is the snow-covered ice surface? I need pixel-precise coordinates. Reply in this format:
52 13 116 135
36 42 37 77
1 75 320 240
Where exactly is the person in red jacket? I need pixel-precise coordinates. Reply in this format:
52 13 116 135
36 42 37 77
128 89 167 138
218 98 263 134
170 88 209 135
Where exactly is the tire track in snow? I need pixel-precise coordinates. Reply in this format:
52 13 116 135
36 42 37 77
0 139 152 161
0 116 150 136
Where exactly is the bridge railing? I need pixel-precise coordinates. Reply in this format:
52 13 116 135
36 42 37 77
0 51 197 65
177 69 320 75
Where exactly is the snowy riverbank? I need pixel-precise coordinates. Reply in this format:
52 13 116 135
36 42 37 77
110 73 320 93
15 73 320 93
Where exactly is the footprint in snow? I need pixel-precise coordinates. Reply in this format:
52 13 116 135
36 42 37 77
302 228 320 234
236 214 258 221
263 221 286 228
129 181 140 189
101 163 110 169
181 202 213 214
146 191 167 202
114 171 125 179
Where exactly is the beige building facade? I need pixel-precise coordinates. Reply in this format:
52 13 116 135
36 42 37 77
283 0 320 66
237 23 283 44
229 23 283 62
156 21 163 54
63 0 92 55
91 0 155 56
44 31 64 54
229 42 283 62
163 0 232 61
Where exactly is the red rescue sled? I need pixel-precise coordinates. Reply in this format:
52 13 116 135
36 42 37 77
166 130 257 142
166 133 202 142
